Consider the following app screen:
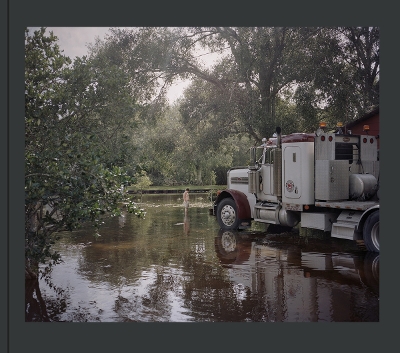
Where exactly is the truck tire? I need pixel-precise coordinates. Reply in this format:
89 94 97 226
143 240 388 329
362 252 380 295
363 210 379 253
217 198 240 230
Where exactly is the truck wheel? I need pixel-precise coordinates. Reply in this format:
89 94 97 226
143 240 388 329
220 230 237 253
363 210 379 252
362 252 380 295
217 198 240 230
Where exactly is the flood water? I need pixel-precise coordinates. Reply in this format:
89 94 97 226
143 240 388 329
26 193 379 322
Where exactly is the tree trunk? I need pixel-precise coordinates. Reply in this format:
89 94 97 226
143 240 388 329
25 277 50 321
25 259 38 280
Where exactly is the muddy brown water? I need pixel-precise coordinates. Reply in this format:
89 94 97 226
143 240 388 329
25 193 379 322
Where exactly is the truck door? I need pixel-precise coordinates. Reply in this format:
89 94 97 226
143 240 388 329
283 146 301 199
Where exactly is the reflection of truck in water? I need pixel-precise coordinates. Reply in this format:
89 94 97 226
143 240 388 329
212 125 380 252
215 229 379 303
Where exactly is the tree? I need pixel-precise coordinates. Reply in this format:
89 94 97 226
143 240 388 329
40 26 378 193
25 28 144 279
293 27 379 127
127 27 379 137
132 170 152 196
340 27 379 114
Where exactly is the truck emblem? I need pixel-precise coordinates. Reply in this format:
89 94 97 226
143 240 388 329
286 180 294 192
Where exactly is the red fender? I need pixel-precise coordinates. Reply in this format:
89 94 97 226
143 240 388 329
215 189 251 220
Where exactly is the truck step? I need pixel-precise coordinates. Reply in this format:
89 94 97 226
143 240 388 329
331 221 357 240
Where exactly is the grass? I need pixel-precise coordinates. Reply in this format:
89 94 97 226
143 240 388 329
126 185 226 192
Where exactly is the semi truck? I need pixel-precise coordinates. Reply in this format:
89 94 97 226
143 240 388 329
212 124 380 252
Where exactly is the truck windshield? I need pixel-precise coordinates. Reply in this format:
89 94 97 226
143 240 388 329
264 148 275 164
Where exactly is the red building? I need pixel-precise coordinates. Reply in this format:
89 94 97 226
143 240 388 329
345 106 380 149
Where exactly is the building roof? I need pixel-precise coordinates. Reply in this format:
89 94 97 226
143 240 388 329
346 106 379 129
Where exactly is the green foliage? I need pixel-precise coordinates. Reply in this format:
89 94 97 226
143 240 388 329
137 27 378 139
82 26 379 187
133 170 153 192
25 27 145 276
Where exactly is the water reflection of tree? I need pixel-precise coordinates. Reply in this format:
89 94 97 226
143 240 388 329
179 250 259 321
80 211 262 321
37 200 378 322
26 274 74 322
25 279 50 321
113 251 262 322
77 207 189 274
113 266 183 321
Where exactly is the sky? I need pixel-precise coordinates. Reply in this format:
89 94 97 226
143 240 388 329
30 27 214 103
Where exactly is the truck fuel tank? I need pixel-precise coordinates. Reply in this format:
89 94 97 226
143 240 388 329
349 173 378 200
